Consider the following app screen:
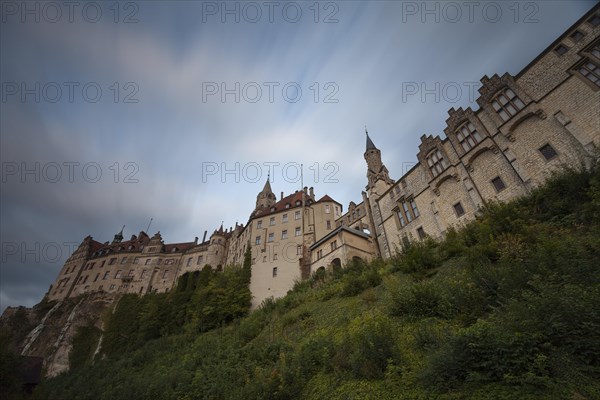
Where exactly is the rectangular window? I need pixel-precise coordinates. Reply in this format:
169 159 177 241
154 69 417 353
492 176 506 192
268 233 274 242
295 227 301 236
325 204 330 213
326 220 331 229
274 254 278 260
186 258 192 266
410 198 420 218
197 255 203 264
82 275 88 284
402 202 412 223
492 89 525 121
163 271 169 279
120 257 127 264
157 259 162 265
281 230 288 239
100 260 105 268
103 271 110 280
257 220 262 229
94 273 100 282
109 284 115 290
397 209 406 227
554 44 568 56
331 240 337 251
272 267 278 277
109 257 117 265
255 236 261 245
297 245 302 255
133 257 139 264
317 249 323 259
588 14 600 27
577 59 600 87
417 227 426 239
145 259 151 265
456 121 483 151
115 271 122 279
295 211 301 220
141 269 147 279
128 269 134 276
426 149 448 177
539 143 558 161
269 217 275 226
570 30 584 43
282 214 288 223
454 202 465 217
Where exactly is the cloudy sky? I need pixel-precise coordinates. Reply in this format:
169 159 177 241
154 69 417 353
0 0 596 312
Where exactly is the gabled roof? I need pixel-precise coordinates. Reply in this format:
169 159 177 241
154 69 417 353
309 225 371 250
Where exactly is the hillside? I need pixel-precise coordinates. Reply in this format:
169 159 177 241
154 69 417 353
2 162 600 400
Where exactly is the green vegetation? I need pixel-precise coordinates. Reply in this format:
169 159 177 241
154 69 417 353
28 163 600 399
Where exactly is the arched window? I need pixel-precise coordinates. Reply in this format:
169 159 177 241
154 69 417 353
491 88 525 121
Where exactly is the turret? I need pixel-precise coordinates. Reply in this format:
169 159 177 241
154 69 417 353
255 175 276 210
364 128 393 190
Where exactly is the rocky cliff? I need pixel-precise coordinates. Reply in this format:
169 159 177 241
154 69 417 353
0 293 117 377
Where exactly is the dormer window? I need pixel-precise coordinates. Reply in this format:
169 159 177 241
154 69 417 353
426 149 448 178
285 203 290 209
456 121 482 152
171 247 177 252
492 88 525 121
295 200 301 206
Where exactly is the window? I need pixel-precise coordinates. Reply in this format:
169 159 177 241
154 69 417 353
554 44 568 56
331 240 337 251
297 245 302 255
145 259 151 265
269 217 275 226
317 249 323 259
186 258 192 266
257 220 262 229
592 44 600 60
109 284 115 290
141 269 147 279
133 257 139 264
157 259 162 265
453 202 465 217
587 14 600 27
128 269 134 276
103 271 110 280
281 230 288 239
82 275 88 284
272 267 278 277
397 198 419 227
282 214 288 223
325 204 330 213
539 143 558 161
570 30 584 43
255 236 261 245
263 256 267 262
274 254 278 260
163 271 169 279
295 210 301 220
326 220 331 229
268 233 274 242
120 257 127 264
456 121 483 151
100 260 105 268
197 255 203 264
295 227 301 236
426 149 448 177
335 206 340 216
492 89 525 122
109 257 117 265
577 60 600 87
94 273 100 282
115 270 122 279
417 227 426 239
491 176 506 192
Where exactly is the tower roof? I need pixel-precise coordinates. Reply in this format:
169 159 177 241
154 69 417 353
261 175 273 194
366 129 377 151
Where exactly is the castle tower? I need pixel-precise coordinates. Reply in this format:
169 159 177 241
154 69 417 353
111 225 125 244
364 129 393 190
255 175 276 210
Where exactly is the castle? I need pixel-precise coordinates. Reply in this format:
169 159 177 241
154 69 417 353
46 6 600 308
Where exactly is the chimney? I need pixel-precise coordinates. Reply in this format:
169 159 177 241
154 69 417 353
203 230 207 242
303 186 308 194
281 191 284 200
194 237 198 244
309 187 314 200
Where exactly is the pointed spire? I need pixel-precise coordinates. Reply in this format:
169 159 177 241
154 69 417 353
112 225 125 244
366 127 377 151
262 173 273 194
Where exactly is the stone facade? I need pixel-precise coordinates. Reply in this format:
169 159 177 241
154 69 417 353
46 6 600 309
